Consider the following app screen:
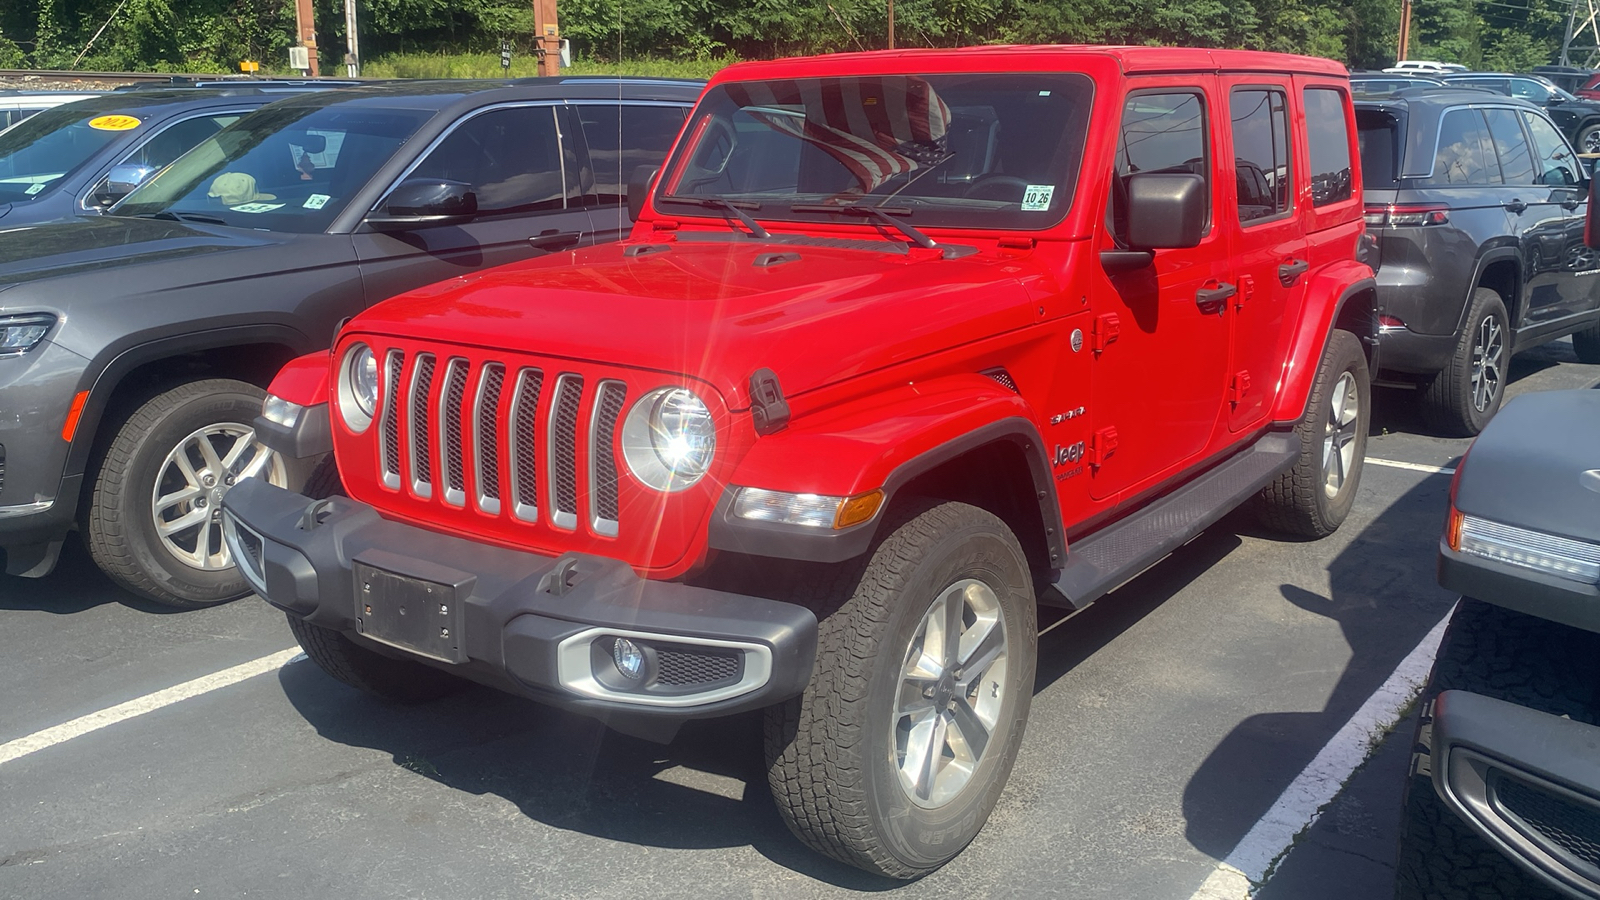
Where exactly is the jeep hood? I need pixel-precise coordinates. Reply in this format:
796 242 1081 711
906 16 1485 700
349 238 1043 409
1454 390 1600 544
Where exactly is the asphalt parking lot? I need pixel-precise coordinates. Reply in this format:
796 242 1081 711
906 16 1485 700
3 340 1597 900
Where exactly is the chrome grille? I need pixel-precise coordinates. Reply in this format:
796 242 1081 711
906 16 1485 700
510 369 544 522
440 358 469 506
473 363 505 514
379 350 403 488
590 381 627 536
549 374 583 530
408 354 436 497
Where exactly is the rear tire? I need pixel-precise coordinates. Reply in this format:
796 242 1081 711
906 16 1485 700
1257 329 1369 538
1420 288 1509 437
287 614 464 704
765 501 1036 878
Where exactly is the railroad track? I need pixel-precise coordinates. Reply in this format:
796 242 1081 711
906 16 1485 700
0 69 230 87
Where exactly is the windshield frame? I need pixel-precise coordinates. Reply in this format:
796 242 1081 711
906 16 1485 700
652 71 1097 233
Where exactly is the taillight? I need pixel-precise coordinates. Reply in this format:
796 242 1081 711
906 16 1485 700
1379 315 1406 329
1364 203 1449 227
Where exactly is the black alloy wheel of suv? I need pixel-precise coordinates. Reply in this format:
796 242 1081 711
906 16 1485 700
1357 89 1600 436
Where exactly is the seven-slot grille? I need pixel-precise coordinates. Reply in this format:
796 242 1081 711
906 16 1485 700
374 348 629 537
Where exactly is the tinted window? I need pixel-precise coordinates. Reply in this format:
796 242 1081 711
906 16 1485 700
1507 79 1555 103
1522 112 1582 185
1450 78 1511 95
1305 88 1353 205
1112 91 1209 241
408 106 570 215
0 108 125 203
1482 108 1535 184
576 104 686 206
1356 108 1399 187
1230 88 1291 221
123 114 241 170
1423 108 1498 185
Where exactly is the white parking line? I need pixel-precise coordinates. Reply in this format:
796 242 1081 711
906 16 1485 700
1188 607 1454 899
0 648 302 767
1368 457 1457 476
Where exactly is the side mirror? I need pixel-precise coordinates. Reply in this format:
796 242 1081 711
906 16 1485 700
1585 174 1600 248
1127 172 1207 249
365 179 477 231
627 165 659 222
94 163 157 207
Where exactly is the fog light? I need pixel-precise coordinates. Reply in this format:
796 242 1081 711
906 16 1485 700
612 637 645 680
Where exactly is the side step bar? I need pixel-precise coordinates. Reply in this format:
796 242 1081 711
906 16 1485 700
1039 432 1300 610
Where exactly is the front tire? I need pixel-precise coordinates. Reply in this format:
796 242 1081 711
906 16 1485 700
1420 288 1509 437
1578 121 1600 155
765 501 1037 878
1257 329 1370 538
85 379 291 608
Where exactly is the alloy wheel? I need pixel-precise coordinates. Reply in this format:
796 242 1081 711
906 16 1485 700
892 578 1010 809
150 422 284 570
1470 314 1505 413
1321 371 1360 498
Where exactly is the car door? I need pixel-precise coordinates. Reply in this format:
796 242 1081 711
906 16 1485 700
1220 79 1310 432
1089 80 1232 502
77 109 249 212
1516 110 1589 326
351 102 596 307
570 101 691 242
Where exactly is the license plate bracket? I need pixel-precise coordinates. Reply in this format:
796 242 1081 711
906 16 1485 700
353 561 465 664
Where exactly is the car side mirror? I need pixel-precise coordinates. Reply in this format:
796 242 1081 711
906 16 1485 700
365 179 477 231
1128 172 1207 249
94 163 157 207
627 165 659 222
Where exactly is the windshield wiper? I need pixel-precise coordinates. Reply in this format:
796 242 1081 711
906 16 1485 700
789 203 937 250
142 211 228 225
657 196 770 239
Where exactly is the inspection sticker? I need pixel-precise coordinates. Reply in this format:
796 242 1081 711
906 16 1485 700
231 202 285 213
24 183 46 195
87 115 142 131
303 194 330 210
1021 184 1055 211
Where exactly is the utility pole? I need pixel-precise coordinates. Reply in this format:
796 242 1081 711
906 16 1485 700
888 0 895 49
1396 0 1412 62
344 0 359 77
534 0 561 77
294 0 319 76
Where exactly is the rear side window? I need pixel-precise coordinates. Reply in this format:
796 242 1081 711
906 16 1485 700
1482 108 1535 184
1230 88 1291 222
1304 88 1353 205
1422 108 1498 185
1356 108 1399 187
1522 113 1582 185
576 104 687 207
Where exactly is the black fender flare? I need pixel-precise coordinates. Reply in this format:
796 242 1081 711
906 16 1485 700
1460 245 1522 331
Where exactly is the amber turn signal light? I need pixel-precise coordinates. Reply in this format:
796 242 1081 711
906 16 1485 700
834 490 884 529
1445 505 1464 552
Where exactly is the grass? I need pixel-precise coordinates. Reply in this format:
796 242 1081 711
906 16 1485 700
360 52 735 81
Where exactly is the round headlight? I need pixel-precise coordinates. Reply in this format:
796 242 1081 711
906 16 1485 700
621 387 716 492
338 343 379 432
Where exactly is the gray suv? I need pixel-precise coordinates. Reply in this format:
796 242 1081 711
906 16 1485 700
1357 89 1600 435
0 77 700 605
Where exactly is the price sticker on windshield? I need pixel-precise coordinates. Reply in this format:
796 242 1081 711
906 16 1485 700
1021 184 1055 211
88 115 142 131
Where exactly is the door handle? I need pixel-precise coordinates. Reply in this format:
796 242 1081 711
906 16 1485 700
529 230 582 250
1278 258 1309 286
1562 195 1583 211
1504 199 1528 213
1196 282 1237 313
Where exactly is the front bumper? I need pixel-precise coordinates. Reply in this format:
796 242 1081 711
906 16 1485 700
0 339 91 576
1432 689 1600 899
220 478 818 732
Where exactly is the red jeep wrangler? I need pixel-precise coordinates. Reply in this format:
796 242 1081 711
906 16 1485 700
224 47 1377 877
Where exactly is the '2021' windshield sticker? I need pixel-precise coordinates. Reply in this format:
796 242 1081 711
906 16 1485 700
231 202 285 214
1022 184 1055 211
303 193 331 210
88 115 142 131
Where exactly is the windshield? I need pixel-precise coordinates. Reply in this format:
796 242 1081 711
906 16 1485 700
115 103 432 233
0 106 132 204
656 73 1094 231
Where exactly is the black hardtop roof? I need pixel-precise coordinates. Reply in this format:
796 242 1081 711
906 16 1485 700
261 76 705 113
1353 87 1538 113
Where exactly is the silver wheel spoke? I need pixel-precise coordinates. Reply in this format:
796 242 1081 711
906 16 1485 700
912 713 948 802
193 515 214 563
898 678 938 717
157 506 207 536
237 445 275 481
151 420 285 572
154 484 203 514
219 431 253 469
195 432 227 478
948 696 990 761
956 622 1005 687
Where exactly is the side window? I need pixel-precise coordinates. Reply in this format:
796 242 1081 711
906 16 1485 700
1509 79 1554 103
1482 108 1536 184
576 104 687 206
123 114 241 170
1522 113 1582 186
1230 88 1291 222
1304 88 1353 206
1422 108 1498 185
1111 91 1209 242
408 106 571 215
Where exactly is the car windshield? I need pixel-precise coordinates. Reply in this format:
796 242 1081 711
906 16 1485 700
655 73 1095 231
115 103 432 233
0 106 131 204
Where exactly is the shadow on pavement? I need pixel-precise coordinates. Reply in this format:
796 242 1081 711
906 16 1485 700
1179 470 1459 881
0 537 183 614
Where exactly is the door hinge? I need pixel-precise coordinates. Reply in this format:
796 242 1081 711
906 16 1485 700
1237 274 1254 311
1088 426 1118 467
1092 313 1120 354
1229 371 1251 405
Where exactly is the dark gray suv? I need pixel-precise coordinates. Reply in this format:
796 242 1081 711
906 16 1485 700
0 77 700 606
1357 89 1600 435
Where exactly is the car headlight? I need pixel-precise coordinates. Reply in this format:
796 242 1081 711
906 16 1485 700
337 343 379 432
621 387 716 492
0 314 55 358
